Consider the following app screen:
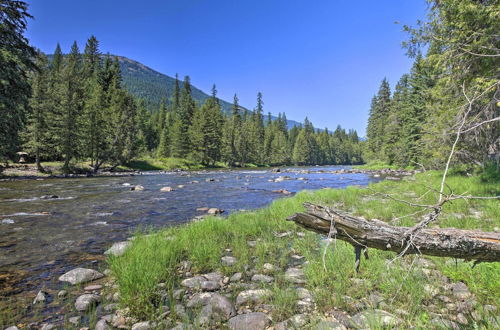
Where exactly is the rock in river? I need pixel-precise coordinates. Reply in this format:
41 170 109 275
33 290 47 304
160 186 174 192
104 241 131 257
59 267 104 285
75 293 101 311
228 312 271 330
208 208 224 215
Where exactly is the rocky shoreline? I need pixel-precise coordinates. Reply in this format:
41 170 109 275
6 235 496 330
0 165 418 183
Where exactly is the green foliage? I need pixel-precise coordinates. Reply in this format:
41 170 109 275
367 0 500 169
0 0 36 167
109 171 499 326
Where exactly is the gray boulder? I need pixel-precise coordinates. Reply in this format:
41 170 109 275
228 312 271 330
58 267 104 285
75 293 101 311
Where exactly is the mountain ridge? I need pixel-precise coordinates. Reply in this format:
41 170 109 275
114 55 303 128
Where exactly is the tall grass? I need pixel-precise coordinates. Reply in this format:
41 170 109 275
109 171 500 327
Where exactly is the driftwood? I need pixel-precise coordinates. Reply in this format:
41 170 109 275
287 203 500 263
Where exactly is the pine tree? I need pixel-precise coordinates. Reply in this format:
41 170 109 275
189 87 223 165
0 0 37 167
22 52 50 172
222 94 242 166
366 78 391 160
171 76 195 158
59 41 83 173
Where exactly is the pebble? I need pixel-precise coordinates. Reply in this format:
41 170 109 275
251 274 273 283
284 267 306 284
230 272 242 282
57 290 68 298
221 256 237 266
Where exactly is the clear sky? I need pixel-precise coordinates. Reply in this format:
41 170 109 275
25 0 428 135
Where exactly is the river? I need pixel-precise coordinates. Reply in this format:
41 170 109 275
0 166 382 314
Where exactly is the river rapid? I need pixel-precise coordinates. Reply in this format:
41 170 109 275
0 166 382 310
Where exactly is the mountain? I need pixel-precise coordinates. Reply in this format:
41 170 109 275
115 56 303 128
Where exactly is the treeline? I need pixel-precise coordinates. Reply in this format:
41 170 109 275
22 37 362 171
146 86 363 167
23 37 139 172
0 0 364 173
365 0 499 169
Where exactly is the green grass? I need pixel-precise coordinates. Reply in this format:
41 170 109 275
109 171 499 327
354 160 414 171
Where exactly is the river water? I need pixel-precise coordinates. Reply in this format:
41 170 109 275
0 166 382 308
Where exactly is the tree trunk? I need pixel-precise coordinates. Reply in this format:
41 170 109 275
35 148 45 173
287 203 500 262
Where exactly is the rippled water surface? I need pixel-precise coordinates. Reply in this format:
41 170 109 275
0 166 381 300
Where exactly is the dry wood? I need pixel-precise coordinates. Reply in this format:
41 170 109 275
287 203 500 262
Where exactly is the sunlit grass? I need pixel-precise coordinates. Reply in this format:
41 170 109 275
109 170 500 327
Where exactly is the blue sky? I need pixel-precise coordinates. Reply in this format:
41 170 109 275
25 0 428 135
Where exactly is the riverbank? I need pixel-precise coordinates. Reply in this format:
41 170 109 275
1 158 414 182
107 171 498 329
5 170 495 329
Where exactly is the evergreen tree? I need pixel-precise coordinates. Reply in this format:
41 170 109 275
22 52 50 172
366 78 391 160
171 76 195 157
0 0 37 167
222 94 242 166
59 41 83 172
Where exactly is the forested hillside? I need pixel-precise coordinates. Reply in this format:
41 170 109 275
116 55 304 129
0 7 363 174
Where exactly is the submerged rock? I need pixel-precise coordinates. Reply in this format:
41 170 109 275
59 268 104 285
104 241 131 257
130 185 144 191
160 186 174 192
228 312 271 330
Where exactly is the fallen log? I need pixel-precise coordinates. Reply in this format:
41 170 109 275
287 203 500 263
